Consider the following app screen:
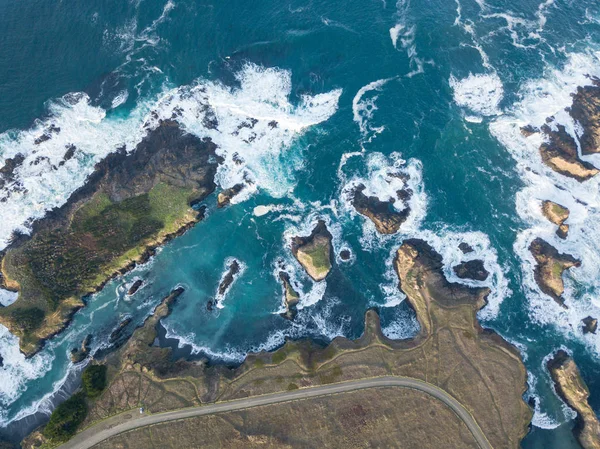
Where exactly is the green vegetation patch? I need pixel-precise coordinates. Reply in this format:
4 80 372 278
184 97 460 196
9 307 45 333
43 392 88 443
82 365 108 399
303 245 331 272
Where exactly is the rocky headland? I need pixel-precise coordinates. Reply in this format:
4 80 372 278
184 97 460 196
547 350 600 449
291 220 333 282
529 238 581 307
351 184 411 234
542 200 570 239
0 120 218 356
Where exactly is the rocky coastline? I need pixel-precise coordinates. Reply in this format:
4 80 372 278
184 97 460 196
0 120 219 356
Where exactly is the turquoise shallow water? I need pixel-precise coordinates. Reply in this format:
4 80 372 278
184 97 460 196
2 0 600 446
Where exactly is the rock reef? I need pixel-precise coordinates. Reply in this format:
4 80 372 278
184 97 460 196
582 316 598 335
529 238 581 307
278 271 300 320
570 81 600 156
217 184 244 208
542 200 570 239
351 184 410 234
547 350 600 449
291 220 333 282
70 334 92 364
0 120 218 356
127 280 144 296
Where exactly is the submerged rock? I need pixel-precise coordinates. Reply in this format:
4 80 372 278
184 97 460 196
542 200 570 239
351 185 410 234
70 334 92 364
279 272 300 320
291 220 333 282
127 279 144 296
582 316 598 335
547 351 600 449
529 238 581 307
453 259 489 281
217 184 244 208
0 154 25 190
458 242 474 254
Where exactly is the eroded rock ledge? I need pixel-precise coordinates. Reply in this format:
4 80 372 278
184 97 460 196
529 238 581 308
291 220 333 282
0 120 218 356
547 350 600 449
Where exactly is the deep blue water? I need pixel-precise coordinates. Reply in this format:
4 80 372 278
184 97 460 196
2 0 600 446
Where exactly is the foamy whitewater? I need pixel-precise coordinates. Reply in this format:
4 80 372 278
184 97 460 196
2 0 600 445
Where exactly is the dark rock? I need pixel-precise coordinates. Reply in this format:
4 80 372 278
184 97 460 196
582 316 598 334
570 82 600 155
279 271 300 321
70 334 92 364
218 260 241 296
0 154 25 190
351 184 410 234
459 242 474 254
339 249 351 261
217 184 244 208
127 279 144 296
110 317 133 343
520 125 538 137
453 260 489 281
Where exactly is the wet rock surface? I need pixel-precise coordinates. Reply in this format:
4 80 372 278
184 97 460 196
582 316 598 334
217 183 244 208
542 200 570 239
351 184 410 234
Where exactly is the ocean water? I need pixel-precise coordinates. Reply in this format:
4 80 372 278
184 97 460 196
1 0 600 445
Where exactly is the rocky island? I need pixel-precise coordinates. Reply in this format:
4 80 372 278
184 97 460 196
453 259 489 281
351 184 411 234
542 200 570 239
29 238 531 449
0 120 218 356
547 350 600 449
529 238 581 307
278 271 300 320
291 220 333 281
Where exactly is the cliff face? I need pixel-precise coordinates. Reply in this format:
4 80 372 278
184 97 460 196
0 121 218 356
548 351 600 449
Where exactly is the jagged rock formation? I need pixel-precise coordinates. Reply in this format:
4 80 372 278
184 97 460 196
582 316 598 334
217 184 244 208
570 82 600 155
70 334 92 364
459 242 474 254
547 351 600 449
127 280 144 296
291 220 333 282
529 238 581 307
453 259 489 281
542 200 570 239
351 185 410 234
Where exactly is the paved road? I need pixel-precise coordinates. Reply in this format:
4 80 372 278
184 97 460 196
58 376 493 449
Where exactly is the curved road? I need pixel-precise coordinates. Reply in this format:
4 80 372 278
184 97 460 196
58 376 492 449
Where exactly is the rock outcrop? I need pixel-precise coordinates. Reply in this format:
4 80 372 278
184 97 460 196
542 200 570 239
547 351 600 449
529 238 581 307
127 280 144 296
453 259 489 281
582 316 598 335
70 334 92 364
278 272 300 320
538 124 599 182
291 220 333 282
570 82 600 155
217 184 244 208
458 242 474 254
351 185 410 234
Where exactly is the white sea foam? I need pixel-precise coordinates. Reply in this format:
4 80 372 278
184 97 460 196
381 306 420 340
390 0 432 77
527 371 561 429
0 93 149 250
489 51 600 355
352 78 396 138
450 72 504 118
148 63 342 202
0 289 18 307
